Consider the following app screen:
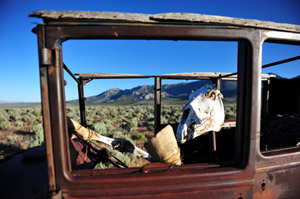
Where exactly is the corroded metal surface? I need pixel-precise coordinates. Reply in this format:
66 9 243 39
27 10 300 199
37 24 57 192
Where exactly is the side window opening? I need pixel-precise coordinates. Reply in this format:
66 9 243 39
260 41 300 154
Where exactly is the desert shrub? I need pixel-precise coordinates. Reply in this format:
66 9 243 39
146 114 154 122
86 117 94 125
224 103 236 119
32 108 41 117
123 134 136 144
13 120 24 129
105 123 117 134
111 131 124 138
92 122 108 135
29 123 44 147
93 149 137 169
106 130 136 144
0 120 11 130
6 135 18 145
94 162 110 169
109 149 136 166
125 152 136 164
131 117 138 127
161 115 168 124
132 133 147 142
9 115 18 122
146 121 154 131
103 118 112 125
0 111 8 122
67 107 80 121
169 114 180 123
8 108 21 117
36 116 43 123
120 117 138 133
22 114 36 125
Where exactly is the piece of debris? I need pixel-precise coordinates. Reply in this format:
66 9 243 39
145 125 181 166
67 118 151 160
176 84 225 143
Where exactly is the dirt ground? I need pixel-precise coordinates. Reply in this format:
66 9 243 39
0 127 34 160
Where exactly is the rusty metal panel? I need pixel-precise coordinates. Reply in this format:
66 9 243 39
44 25 243 44
254 29 300 199
63 184 253 199
254 167 300 199
30 11 300 198
39 23 256 198
36 24 57 192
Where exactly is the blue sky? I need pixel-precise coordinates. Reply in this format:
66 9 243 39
0 0 300 102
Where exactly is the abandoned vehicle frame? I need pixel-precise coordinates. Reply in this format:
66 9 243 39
1 11 300 199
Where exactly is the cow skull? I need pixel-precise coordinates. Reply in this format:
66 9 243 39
176 84 225 143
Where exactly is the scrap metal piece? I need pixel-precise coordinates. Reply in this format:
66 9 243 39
176 84 225 143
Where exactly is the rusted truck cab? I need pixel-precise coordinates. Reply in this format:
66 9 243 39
10 11 300 198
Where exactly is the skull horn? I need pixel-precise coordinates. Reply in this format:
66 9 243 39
206 90 218 100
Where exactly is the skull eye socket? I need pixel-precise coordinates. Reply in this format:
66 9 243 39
188 122 196 133
181 108 190 124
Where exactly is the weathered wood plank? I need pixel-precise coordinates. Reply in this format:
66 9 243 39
30 11 300 32
75 72 275 80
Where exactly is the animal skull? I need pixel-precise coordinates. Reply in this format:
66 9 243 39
176 84 225 143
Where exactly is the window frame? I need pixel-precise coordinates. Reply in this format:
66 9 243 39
256 31 300 172
37 22 261 197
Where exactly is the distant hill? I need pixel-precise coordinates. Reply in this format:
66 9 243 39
68 80 237 105
0 102 41 109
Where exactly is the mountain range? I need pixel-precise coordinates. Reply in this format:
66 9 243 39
72 80 237 105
